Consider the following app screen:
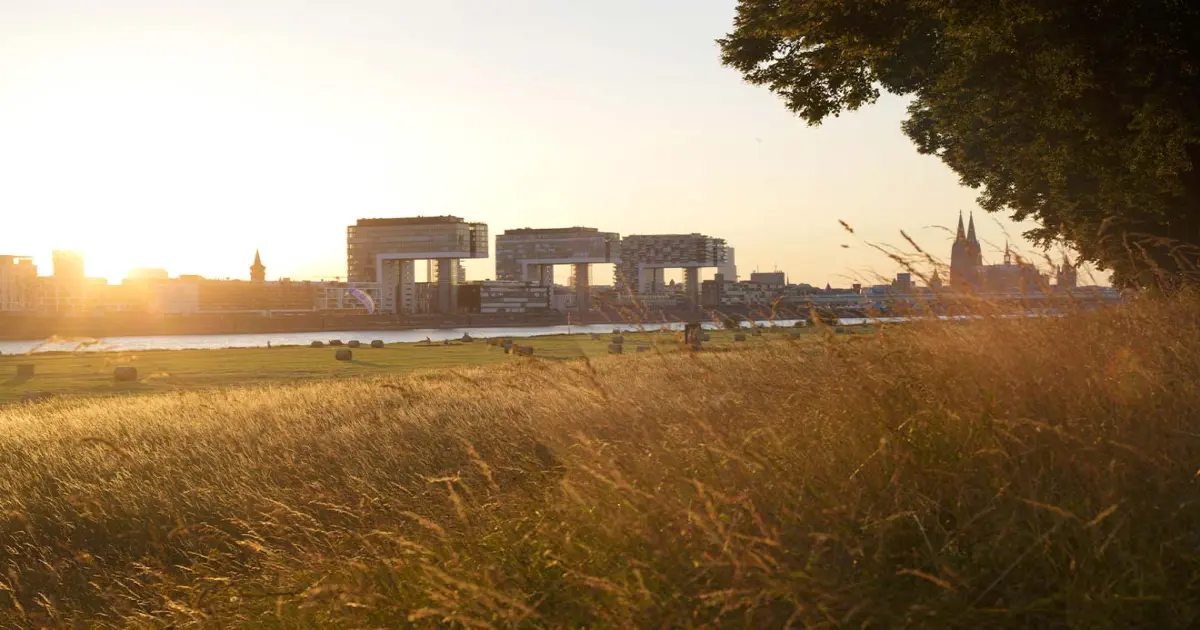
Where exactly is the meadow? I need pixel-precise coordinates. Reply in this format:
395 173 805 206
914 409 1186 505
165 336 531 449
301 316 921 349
0 328 807 405
0 298 1197 628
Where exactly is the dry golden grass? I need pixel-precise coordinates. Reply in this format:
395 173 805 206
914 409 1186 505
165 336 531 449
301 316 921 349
0 295 1198 627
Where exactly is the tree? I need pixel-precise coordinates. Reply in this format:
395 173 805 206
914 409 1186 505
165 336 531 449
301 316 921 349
719 0 1200 288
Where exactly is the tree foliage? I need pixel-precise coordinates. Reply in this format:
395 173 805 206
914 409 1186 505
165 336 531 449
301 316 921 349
720 0 1200 288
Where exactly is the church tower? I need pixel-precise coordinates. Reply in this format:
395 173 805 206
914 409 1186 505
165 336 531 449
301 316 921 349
967 212 983 267
951 211 982 289
250 250 266 282
1056 253 1078 291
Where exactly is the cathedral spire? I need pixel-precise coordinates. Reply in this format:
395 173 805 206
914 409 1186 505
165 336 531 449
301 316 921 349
967 212 978 243
956 211 966 241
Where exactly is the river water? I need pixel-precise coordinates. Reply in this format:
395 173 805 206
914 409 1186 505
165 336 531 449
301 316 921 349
1 318 874 355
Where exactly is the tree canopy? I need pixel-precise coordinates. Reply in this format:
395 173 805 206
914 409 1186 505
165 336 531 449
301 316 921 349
720 0 1200 288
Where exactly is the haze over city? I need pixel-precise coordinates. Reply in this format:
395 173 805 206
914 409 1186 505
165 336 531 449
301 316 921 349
0 0 1065 286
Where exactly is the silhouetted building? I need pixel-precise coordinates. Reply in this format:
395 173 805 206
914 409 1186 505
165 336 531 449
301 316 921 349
749 271 786 288
128 268 169 280
977 245 1047 293
250 250 266 282
52 251 85 282
195 278 317 312
458 281 551 314
1056 254 1078 291
701 275 724 308
950 212 983 289
0 255 37 311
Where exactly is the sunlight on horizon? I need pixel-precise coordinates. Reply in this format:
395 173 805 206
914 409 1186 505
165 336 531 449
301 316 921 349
0 1 1105 286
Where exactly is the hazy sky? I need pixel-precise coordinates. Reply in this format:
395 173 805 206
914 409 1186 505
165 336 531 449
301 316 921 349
0 0 1083 286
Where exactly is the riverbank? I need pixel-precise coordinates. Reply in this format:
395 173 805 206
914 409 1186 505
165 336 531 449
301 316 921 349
0 327 819 404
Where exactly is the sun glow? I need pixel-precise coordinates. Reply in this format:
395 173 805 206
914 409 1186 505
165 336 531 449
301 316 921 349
0 39 438 283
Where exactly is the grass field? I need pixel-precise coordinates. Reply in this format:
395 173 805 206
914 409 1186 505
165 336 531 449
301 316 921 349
0 328 814 404
0 299 1197 627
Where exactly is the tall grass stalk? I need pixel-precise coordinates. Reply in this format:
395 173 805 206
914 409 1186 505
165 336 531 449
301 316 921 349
0 295 1197 627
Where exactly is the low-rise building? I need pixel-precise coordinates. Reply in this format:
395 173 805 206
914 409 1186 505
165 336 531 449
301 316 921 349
458 281 551 314
749 271 786 288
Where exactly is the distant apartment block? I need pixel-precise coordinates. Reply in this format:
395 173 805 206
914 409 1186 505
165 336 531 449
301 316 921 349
749 271 786 287
347 216 488 314
0 255 37 312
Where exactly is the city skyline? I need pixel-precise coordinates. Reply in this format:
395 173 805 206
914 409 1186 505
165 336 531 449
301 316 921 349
0 1 1097 286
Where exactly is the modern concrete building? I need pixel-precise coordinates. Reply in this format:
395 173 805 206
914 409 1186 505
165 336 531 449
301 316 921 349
0 255 37 312
616 233 727 310
495 227 619 314
717 247 737 282
347 216 488 314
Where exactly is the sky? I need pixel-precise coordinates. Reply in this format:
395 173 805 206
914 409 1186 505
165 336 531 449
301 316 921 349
0 0 1098 287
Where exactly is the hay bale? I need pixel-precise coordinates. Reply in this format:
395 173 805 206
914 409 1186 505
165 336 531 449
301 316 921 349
502 341 514 351
370 340 385 349
591 334 603 341
335 349 353 361
517 346 535 356
636 345 650 353
113 367 138 382
311 341 325 348
612 335 625 344
329 340 344 346
734 333 747 342
347 340 361 348
608 344 624 355
16 364 34 378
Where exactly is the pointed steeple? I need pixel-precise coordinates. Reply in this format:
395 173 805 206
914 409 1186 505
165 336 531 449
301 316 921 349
955 211 966 241
967 212 978 243
1003 240 1012 265
250 249 266 282
929 269 943 289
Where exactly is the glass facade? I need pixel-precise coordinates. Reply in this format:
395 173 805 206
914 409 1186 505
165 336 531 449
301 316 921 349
615 234 728 293
346 217 488 282
495 228 620 281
